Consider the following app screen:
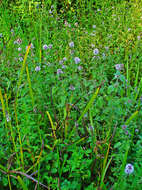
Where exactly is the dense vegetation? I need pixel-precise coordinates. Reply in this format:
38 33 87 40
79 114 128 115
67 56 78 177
0 0 142 189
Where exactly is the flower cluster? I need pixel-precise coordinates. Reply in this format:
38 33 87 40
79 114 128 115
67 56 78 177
125 164 134 175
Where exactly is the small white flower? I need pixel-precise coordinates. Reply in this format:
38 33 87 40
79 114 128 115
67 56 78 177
74 57 81 64
74 22 78 27
90 33 96 36
102 53 106 58
137 36 141 40
19 57 23 62
92 25 96 29
35 66 41 72
51 5 54 9
18 47 22 51
6 112 11 122
105 46 109 51
31 43 34 49
0 33 3 38
69 42 74 48
128 28 131 32
64 20 68 26
125 164 134 175
93 48 99 55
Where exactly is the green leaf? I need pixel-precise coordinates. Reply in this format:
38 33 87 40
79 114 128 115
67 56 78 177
77 87 100 123
17 176 28 190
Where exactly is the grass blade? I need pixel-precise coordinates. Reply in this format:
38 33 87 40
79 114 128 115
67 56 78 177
77 87 100 123
46 111 56 139
125 110 139 125
17 176 28 190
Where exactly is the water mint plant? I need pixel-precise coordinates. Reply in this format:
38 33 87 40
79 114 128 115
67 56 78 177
0 0 142 190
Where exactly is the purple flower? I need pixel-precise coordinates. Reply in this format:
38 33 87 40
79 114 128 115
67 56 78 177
122 125 127 130
69 42 74 48
59 60 63 65
63 57 67 61
125 164 134 175
48 44 53 49
115 64 124 71
74 57 81 64
77 66 83 70
43 44 48 50
125 130 129 135
35 66 41 72
57 69 63 75
62 65 66 69
93 48 99 55
69 85 75 90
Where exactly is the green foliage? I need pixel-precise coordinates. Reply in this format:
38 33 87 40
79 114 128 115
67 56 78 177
0 0 142 189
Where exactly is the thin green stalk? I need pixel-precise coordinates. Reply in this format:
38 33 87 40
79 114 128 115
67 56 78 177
14 103 24 171
5 94 20 166
8 175 12 190
14 43 32 170
16 43 31 99
0 88 8 136
46 111 56 139
125 110 139 125
25 65 35 108
126 59 130 97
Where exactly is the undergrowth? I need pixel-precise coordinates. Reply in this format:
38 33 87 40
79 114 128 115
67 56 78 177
0 0 142 189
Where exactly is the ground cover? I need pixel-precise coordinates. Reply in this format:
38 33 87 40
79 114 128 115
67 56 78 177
0 0 142 189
